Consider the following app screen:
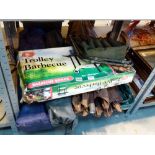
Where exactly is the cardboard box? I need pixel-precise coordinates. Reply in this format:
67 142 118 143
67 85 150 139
18 47 136 103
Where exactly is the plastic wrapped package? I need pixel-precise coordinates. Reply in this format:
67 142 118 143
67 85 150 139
66 20 96 43
19 29 46 51
16 103 52 133
19 23 64 51
46 97 78 134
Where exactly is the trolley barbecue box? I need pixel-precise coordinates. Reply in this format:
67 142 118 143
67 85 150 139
18 46 136 103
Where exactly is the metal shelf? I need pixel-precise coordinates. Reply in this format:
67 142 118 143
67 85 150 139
0 29 18 133
142 102 155 108
127 67 155 115
0 65 17 132
0 32 19 118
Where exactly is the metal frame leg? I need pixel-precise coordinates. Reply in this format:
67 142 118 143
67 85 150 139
109 20 124 40
0 64 18 133
0 32 19 118
127 67 155 115
3 22 16 49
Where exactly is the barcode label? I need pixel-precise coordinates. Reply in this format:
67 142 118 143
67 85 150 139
88 76 94 80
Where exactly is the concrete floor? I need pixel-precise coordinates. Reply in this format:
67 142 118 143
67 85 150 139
1 106 155 135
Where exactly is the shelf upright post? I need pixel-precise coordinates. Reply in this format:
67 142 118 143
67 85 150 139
109 20 124 40
0 31 19 118
0 63 18 132
126 67 155 115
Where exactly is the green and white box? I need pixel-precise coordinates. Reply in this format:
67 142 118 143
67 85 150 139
18 47 136 103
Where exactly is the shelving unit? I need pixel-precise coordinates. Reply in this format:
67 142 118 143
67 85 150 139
0 30 18 133
109 21 155 114
0 21 155 134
